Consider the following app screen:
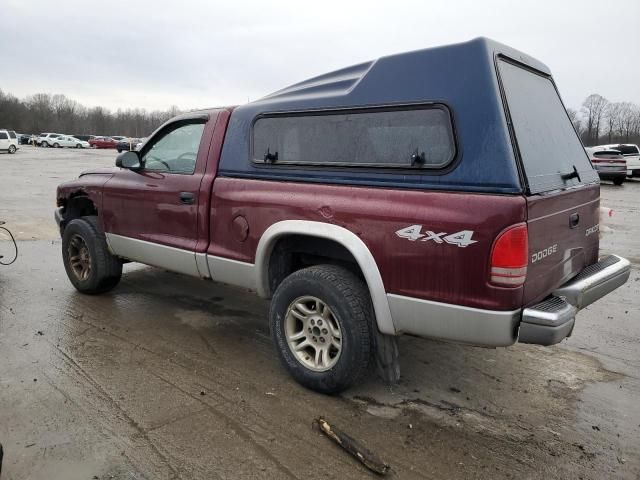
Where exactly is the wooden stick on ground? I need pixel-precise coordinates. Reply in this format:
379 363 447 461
313 417 390 475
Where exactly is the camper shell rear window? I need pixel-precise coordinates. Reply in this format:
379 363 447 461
498 58 599 194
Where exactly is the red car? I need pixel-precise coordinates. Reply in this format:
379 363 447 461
89 136 116 149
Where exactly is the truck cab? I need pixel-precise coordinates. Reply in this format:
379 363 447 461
55 38 630 394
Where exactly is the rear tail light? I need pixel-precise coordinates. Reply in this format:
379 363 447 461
490 223 528 287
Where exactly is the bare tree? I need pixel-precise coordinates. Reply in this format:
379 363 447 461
604 102 624 143
618 103 639 143
566 108 583 136
581 94 609 145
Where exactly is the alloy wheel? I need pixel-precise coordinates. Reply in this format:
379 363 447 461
284 296 342 372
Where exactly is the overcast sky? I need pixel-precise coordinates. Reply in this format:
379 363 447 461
2 0 639 112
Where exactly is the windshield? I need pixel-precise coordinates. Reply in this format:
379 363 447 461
611 145 639 156
498 59 598 194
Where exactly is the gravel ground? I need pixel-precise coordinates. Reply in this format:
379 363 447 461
0 145 639 479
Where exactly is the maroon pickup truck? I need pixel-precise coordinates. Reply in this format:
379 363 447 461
55 39 630 393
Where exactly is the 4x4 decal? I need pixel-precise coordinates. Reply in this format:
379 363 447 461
395 224 478 248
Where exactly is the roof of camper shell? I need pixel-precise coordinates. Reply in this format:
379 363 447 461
218 37 552 194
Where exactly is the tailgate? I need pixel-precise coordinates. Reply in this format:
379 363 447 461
496 59 602 305
524 185 600 305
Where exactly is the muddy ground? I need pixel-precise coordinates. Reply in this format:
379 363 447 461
0 146 639 479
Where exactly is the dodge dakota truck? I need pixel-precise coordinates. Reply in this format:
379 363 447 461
55 38 631 394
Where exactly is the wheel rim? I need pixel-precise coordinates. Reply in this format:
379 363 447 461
284 296 342 372
68 234 92 281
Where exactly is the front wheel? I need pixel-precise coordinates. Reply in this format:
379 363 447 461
76 144 82 148
8 145 16 154
53 143 60 148
62 216 123 294
270 265 373 394
613 178 624 186
41 141 49 148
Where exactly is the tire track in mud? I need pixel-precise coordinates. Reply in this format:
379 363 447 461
43 339 186 480
146 370 299 480
58 303 385 478
53 272 634 479
58 288 614 479
60 291 464 478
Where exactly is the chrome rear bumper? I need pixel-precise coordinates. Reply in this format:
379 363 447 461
519 255 631 346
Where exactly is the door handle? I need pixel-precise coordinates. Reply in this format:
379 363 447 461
179 192 195 204
569 212 580 228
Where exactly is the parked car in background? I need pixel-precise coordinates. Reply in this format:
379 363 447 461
19 133 35 145
0 129 19 153
596 144 640 178
135 137 147 151
116 138 141 153
73 135 95 142
111 136 127 142
51 135 90 149
89 136 117 149
37 133 63 147
585 147 627 185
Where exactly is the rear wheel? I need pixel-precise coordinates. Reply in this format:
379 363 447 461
8 145 16 154
270 265 372 394
613 178 624 186
53 142 60 148
62 216 122 294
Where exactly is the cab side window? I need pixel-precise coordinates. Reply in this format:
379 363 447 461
142 122 205 174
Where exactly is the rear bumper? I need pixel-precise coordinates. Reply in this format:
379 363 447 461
597 171 626 180
519 255 631 346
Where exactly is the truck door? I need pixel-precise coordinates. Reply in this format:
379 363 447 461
103 113 217 276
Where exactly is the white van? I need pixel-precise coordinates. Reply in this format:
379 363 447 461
0 129 19 154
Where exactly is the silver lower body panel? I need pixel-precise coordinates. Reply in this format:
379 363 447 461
387 294 520 347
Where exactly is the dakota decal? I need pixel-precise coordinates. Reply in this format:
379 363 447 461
585 224 599 237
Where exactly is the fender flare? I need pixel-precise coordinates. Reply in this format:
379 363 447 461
255 220 396 335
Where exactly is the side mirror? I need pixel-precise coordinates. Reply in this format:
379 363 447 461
116 151 142 170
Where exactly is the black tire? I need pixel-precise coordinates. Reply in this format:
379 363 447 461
8 145 16 154
53 143 60 148
41 141 48 148
270 265 372 394
62 216 122 294
613 178 624 186
76 144 81 148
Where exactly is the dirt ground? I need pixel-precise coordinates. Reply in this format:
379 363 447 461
1 146 639 480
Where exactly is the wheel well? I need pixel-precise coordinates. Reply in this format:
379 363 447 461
267 235 365 294
60 194 98 230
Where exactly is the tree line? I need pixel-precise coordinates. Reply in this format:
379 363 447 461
567 94 640 147
2 88 640 147
0 89 181 138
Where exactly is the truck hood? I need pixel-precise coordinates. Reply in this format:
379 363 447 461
79 167 118 177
